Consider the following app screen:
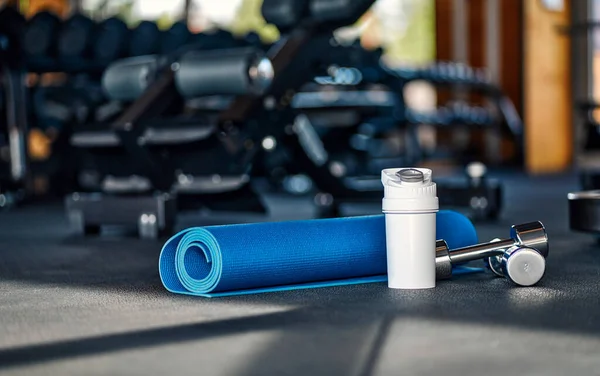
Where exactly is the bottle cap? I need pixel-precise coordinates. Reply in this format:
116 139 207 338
381 167 438 213
396 168 424 183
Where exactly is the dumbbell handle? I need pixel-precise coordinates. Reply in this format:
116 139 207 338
436 239 502 280
447 221 549 264
447 238 515 264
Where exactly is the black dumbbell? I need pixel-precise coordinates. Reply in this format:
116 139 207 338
93 17 129 65
444 62 458 81
426 62 442 81
159 21 191 55
457 105 475 125
23 11 61 60
190 29 240 51
472 106 492 126
448 101 469 123
58 13 96 60
454 62 469 82
129 20 160 57
435 106 453 125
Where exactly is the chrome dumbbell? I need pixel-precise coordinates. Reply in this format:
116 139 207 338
436 221 548 286
484 222 548 276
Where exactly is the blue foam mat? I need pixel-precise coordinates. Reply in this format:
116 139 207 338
159 211 481 298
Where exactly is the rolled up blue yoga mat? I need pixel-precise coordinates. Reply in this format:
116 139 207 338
159 210 479 297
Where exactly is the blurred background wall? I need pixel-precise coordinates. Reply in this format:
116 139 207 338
2 0 579 174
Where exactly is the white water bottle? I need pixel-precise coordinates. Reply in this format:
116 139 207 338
381 168 439 289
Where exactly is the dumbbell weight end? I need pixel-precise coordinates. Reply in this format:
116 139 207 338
436 239 546 286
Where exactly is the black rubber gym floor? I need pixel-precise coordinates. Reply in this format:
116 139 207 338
1 172 599 376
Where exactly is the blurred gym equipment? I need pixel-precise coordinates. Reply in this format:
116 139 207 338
67 0 379 237
261 45 513 219
62 0 522 238
562 21 600 193
0 5 27 208
568 190 600 235
93 17 130 68
57 13 96 72
23 10 61 72
129 21 160 57
159 22 192 55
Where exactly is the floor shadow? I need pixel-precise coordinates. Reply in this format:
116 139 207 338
0 306 385 370
0 308 303 369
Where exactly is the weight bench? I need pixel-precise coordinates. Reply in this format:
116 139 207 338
67 0 381 237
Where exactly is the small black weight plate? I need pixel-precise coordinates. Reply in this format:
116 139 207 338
568 191 600 234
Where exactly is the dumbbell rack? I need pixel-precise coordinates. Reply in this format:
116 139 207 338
272 46 512 220
63 23 321 237
279 116 503 220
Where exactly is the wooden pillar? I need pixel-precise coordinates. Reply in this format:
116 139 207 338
435 0 525 164
500 0 523 115
435 0 454 62
434 0 455 156
467 0 485 69
523 0 572 173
